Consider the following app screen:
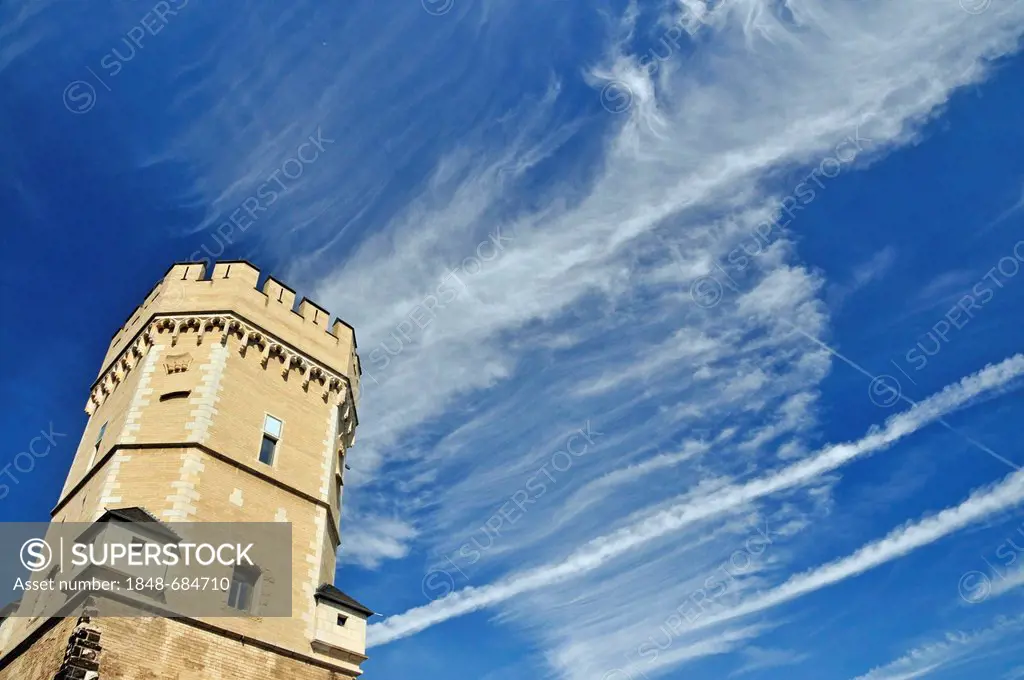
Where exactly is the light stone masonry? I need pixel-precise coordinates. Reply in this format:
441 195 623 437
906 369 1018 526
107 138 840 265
185 341 229 443
118 345 164 445
162 451 205 522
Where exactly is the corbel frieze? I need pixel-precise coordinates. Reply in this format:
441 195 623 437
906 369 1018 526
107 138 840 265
86 314 358 425
86 326 156 415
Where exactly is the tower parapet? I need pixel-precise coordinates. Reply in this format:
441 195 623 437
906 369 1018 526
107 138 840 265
91 261 361 420
103 261 359 391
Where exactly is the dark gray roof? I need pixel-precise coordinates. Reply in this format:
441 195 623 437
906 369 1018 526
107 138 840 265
104 506 162 524
315 583 375 616
78 506 181 543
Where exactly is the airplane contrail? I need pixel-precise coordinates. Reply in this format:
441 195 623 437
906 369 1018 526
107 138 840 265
368 354 1024 646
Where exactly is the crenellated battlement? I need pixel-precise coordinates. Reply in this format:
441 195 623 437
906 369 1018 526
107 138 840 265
100 261 360 402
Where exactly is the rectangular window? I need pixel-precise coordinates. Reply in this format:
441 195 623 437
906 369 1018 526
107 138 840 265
259 436 276 465
227 565 260 612
263 415 282 438
259 415 282 465
87 422 108 469
337 614 348 627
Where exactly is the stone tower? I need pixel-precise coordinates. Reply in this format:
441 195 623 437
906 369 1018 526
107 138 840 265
0 261 372 679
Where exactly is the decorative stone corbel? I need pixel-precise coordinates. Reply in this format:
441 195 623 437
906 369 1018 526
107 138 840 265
241 330 261 358
280 351 294 378
171 319 190 346
261 342 278 369
323 377 340 401
287 354 306 379
91 312 355 420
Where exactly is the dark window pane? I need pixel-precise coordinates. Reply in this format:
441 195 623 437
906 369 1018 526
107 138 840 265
227 566 259 612
259 435 276 465
228 581 246 610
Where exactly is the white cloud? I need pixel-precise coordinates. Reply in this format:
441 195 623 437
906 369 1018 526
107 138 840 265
988 566 1024 600
729 646 809 677
675 466 1024 637
850 615 1024 680
611 625 771 679
986 179 1024 231
1004 665 1024 680
827 246 898 309
367 354 1024 646
339 514 418 569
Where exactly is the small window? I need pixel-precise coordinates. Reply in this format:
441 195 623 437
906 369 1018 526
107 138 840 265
337 614 348 627
263 415 282 438
259 415 282 466
259 436 276 465
87 422 108 469
159 391 191 402
227 565 260 612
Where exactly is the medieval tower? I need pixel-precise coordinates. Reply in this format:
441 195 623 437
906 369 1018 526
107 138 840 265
0 261 372 679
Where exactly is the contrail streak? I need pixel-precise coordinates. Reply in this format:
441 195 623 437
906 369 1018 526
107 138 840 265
368 355 1024 646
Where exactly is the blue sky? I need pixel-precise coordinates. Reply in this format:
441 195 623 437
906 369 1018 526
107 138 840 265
3 0 1024 678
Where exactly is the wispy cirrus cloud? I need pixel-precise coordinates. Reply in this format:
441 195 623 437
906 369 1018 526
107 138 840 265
850 615 1024 680
368 355 1024 647
302 1 1024 676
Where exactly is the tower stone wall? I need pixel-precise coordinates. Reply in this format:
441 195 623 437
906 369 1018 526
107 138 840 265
0 261 370 679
